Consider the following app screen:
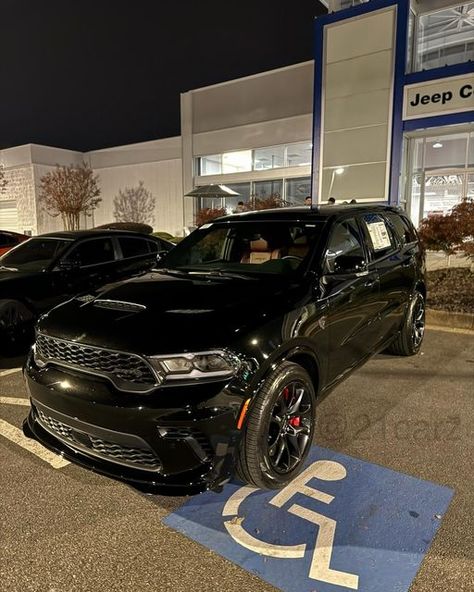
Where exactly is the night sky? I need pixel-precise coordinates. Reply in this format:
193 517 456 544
1 0 326 152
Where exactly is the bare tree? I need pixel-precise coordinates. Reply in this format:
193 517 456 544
113 181 156 225
39 162 101 231
0 164 8 193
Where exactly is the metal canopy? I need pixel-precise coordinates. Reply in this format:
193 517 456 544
185 184 240 198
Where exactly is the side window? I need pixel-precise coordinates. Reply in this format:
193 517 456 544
385 213 417 246
147 240 160 254
0 233 16 248
147 239 170 253
66 238 115 267
119 237 150 259
324 218 365 273
360 213 397 260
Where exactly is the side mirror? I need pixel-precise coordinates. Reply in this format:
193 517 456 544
155 250 168 265
333 254 366 274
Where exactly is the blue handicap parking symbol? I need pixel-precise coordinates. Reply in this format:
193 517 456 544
164 446 454 592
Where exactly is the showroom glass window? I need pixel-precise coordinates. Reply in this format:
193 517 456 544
409 2 474 72
195 141 313 177
404 130 474 226
253 145 285 170
254 180 283 200
286 177 311 205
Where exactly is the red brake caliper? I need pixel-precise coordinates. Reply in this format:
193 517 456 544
283 387 300 427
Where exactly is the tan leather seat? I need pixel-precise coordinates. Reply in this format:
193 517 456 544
288 235 309 259
241 238 281 264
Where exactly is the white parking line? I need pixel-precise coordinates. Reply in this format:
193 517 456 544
0 368 22 377
0 397 29 406
0 418 70 469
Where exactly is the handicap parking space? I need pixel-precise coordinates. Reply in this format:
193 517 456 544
165 446 453 592
0 329 473 592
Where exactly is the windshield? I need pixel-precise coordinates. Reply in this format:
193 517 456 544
0 237 72 272
161 220 325 277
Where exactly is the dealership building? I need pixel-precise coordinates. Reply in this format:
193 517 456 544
0 0 473 237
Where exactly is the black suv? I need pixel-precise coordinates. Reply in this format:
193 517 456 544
0 230 172 350
23 206 425 494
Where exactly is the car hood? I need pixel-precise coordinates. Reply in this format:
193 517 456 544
38 271 309 355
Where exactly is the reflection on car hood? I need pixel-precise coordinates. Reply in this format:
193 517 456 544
37 271 309 355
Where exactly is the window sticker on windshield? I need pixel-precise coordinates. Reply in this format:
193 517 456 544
365 220 391 250
200 223 213 229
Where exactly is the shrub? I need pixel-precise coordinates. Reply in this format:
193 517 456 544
418 198 474 265
253 193 284 210
152 231 183 244
152 231 174 240
40 162 101 231
195 207 227 227
450 199 474 260
95 222 153 234
113 181 156 225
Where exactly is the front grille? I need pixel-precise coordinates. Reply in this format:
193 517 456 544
37 409 162 471
35 333 158 392
38 410 73 439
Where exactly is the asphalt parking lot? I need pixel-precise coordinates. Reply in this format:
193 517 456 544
1 328 473 592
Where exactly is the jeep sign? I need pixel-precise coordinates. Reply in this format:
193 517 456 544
403 73 474 121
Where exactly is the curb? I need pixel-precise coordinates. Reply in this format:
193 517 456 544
426 308 474 331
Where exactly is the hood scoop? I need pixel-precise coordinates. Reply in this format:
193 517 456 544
93 299 147 313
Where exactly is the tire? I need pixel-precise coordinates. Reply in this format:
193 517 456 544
0 299 34 355
235 361 316 489
387 292 425 356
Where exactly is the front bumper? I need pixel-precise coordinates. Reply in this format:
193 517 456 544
23 355 246 494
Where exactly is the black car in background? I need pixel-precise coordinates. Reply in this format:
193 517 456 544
23 206 425 493
0 230 172 351
0 230 29 257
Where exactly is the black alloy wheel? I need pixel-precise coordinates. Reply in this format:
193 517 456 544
411 295 425 348
387 291 425 356
236 361 316 489
267 381 313 474
0 300 33 354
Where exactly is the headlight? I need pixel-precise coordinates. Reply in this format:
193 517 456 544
147 350 240 383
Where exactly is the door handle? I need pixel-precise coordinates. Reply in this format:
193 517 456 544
364 278 378 288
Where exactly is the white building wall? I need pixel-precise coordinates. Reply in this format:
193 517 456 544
1 146 37 234
92 159 184 236
1 165 36 234
88 137 184 236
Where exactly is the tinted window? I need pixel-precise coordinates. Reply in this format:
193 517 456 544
324 218 365 273
0 233 17 248
119 237 150 258
0 238 71 272
360 214 396 260
66 238 115 267
146 239 163 253
384 213 417 246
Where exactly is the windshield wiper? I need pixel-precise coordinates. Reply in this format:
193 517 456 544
154 267 193 278
157 267 255 281
185 269 255 281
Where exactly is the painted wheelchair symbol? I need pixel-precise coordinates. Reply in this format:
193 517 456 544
222 460 359 590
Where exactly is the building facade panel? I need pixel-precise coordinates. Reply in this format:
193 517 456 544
191 62 314 133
